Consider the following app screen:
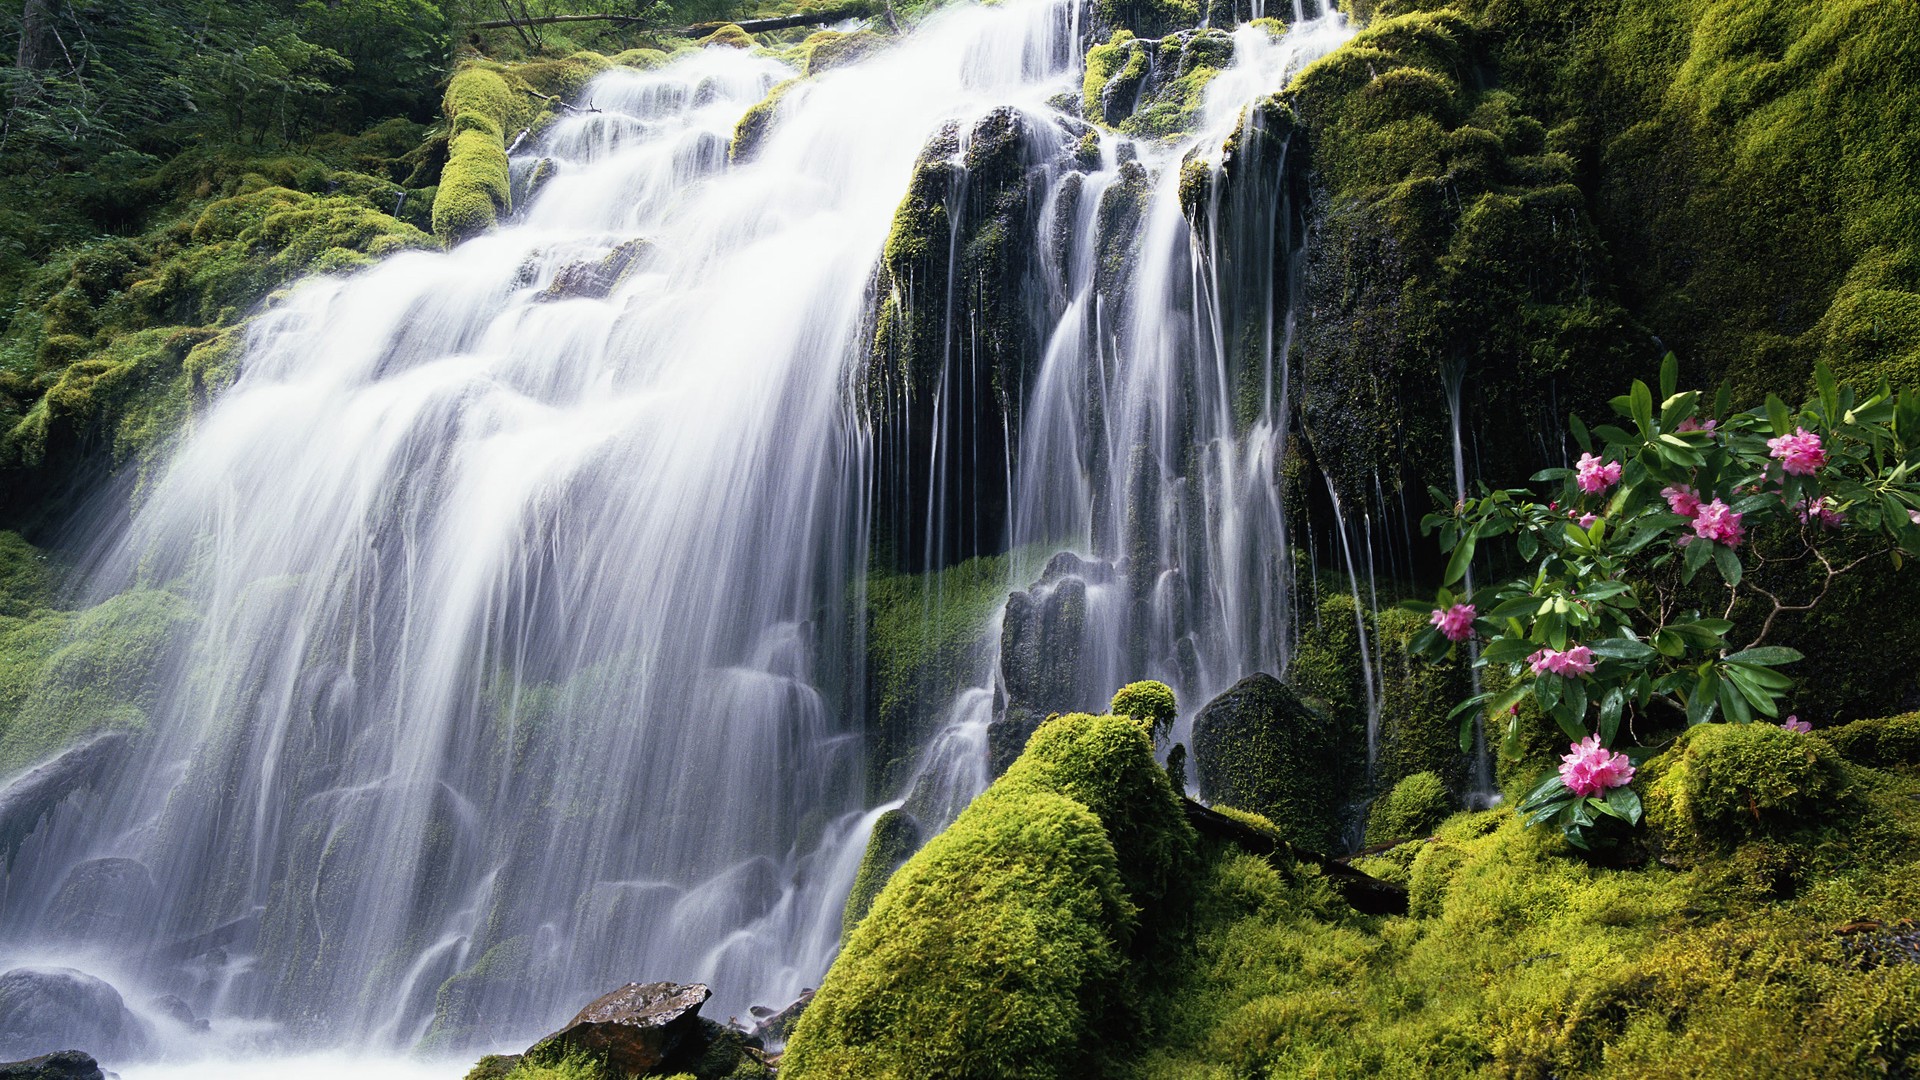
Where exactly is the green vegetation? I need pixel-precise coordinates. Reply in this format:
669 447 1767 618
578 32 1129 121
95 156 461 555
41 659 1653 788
1190 672 1359 851
840 807 921 938
1364 769 1452 845
1109 679 1177 737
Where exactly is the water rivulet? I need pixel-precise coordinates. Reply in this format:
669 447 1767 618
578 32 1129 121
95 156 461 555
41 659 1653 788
0 0 1354 1066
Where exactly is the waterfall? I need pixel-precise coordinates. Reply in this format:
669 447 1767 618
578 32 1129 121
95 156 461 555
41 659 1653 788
0 0 1355 1072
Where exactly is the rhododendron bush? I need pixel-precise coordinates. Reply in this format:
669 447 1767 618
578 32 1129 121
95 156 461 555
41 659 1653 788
1409 357 1920 846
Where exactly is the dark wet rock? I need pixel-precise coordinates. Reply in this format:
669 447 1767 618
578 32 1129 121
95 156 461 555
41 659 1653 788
988 702 1049 777
48 858 157 945
531 981 711 1074
147 994 207 1033
0 1051 106 1080
748 988 813 1046
0 733 130 866
0 968 147 1062
1190 673 1359 851
536 238 652 302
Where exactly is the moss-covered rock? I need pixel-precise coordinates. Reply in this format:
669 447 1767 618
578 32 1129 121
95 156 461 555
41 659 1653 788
840 808 922 938
1365 770 1453 846
1373 606 1471 794
1643 722 1848 863
729 78 800 165
1110 680 1177 738
1821 712 1920 771
1190 672 1359 851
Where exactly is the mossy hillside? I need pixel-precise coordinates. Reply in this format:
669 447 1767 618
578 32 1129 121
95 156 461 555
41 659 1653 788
783 712 1200 1078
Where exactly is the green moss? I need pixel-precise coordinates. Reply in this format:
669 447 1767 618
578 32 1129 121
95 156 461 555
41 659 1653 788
1373 607 1470 793
1095 0 1199 39
729 78 800 165
1110 680 1177 737
1643 722 1848 863
782 786 1134 1079
1082 32 1144 127
1821 712 1920 771
841 808 922 939
863 548 1017 792
699 24 757 49
0 587 196 772
611 47 671 70
1191 672 1358 852
1365 770 1453 846
0 532 56 616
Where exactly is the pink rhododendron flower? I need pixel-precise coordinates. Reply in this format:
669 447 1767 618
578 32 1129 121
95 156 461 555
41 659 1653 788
1910 509 1920 526
1576 512 1599 529
1528 645 1597 678
1781 715 1812 734
1559 735 1636 797
1767 427 1828 476
1575 453 1624 494
1676 417 1718 433
1430 603 1476 642
1691 499 1745 546
1662 484 1702 519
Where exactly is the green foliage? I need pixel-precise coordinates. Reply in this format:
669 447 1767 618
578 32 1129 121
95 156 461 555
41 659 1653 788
1094 0 1199 39
840 808 921 939
1109 679 1177 737
1643 721 1847 863
1415 364 1920 796
1365 770 1453 845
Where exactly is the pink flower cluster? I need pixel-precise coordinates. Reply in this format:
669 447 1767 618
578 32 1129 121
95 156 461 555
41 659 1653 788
1430 603 1476 642
1528 644 1596 677
1559 735 1635 797
1781 715 1812 734
1676 417 1718 434
1576 453 1623 494
1690 498 1745 547
1767 427 1828 476
1662 484 1702 518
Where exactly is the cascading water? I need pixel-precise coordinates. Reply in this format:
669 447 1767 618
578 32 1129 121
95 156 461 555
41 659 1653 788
0 0 1356 1073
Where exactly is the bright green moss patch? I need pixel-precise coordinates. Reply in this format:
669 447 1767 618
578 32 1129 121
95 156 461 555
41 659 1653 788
1365 770 1453 845
782 786 1134 1079
1110 679 1176 736
730 78 801 165
1822 712 1920 771
1643 721 1848 863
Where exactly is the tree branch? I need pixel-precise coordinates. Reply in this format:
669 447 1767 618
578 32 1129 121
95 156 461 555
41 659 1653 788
470 5 873 36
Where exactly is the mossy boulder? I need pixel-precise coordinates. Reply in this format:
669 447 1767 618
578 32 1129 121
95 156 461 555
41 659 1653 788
1373 606 1471 794
1190 672 1358 851
1643 722 1848 863
783 712 1197 1078
1365 770 1454 846
840 808 922 938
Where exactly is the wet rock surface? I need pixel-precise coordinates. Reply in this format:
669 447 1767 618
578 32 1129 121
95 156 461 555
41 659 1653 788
531 981 711 1073
0 968 146 1063
0 1051 106 1080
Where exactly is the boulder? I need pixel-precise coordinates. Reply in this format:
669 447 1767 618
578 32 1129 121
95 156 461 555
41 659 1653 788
1190 673 1359 851
0 733 129 865
0 1051 105 1080
48 858 158 945
531 982 711 1074
0 968 146 1062
748 988 814 1047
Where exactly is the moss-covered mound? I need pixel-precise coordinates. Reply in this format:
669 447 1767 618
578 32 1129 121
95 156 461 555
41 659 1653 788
433 54 614 241
1190 672 1359 851
839 808 922 938
782 711 1199 1078
833 708 1920 1077
1364 769 1454 846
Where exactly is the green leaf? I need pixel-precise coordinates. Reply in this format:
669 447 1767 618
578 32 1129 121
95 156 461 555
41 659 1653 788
1631 379 1655 437
1519 773 1573 813
1766 393 1792 437
1489 595 1547 621
1817 361 1840 421
1598 687 1625 744
1683 536 1712 580
1570 412 1592 453
1722 646 1805 666
1712 542 1742 586
1531 468 1573 482
1589 637 1656 661
1517 529 1539 561
1605 785 1642 825
1718 674 1754 724
1559 677 1589 735
1660 353 1678 400
1443 531 1477 588
1577 581 1634 602
1480 636 1537 666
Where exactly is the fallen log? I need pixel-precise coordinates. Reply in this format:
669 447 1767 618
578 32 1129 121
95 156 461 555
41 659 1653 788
1182 796 1410 916
473 4 872 35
